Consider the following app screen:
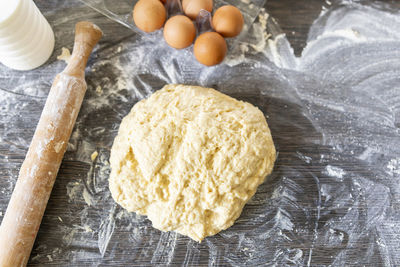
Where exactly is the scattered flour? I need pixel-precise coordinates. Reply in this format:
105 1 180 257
91 151 98 161
57 47 71 64
47 255 53 262
84 225 94 233
324 165 346 180
82 188 93 206
54 141 64 153
95 86 103 96
387 158 400 176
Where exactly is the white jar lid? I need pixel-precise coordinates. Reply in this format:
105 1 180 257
0 0 21 25
0 0 55 70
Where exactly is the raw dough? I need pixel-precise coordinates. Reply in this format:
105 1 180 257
109 84 276 242
57 47 71 64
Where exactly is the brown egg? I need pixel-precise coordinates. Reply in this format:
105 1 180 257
163 15 196 49
212 5 244 38
133 0 166 33
182 0 213 20
194 32 227 66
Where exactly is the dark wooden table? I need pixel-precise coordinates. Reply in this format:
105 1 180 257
1 0 399 266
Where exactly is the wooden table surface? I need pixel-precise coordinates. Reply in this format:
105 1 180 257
1 0 399 266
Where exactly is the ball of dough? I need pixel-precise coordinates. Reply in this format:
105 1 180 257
109 84 276 242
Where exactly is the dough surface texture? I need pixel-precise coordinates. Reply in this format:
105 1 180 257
109 84 276 242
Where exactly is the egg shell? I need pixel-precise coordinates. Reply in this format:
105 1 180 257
194 32 227 66
163 15 196 49
133 0 166 33
182 0 213 20
212 5 244 38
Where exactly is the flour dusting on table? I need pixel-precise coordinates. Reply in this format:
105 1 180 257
0 0 400 266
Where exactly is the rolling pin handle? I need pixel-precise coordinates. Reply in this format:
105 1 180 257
63 21 103 78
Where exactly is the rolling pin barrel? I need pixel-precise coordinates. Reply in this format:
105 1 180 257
0 21 102 267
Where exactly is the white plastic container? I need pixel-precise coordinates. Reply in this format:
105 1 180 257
0 0 55 71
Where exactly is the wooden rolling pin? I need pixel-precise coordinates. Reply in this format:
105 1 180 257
0 21 102 267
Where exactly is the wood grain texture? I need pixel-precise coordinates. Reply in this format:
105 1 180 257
266 0 400 56
0 0 398 266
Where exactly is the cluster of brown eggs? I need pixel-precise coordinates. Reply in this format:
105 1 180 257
133 0 244 66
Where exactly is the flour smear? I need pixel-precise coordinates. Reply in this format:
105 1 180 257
0 0 399 266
